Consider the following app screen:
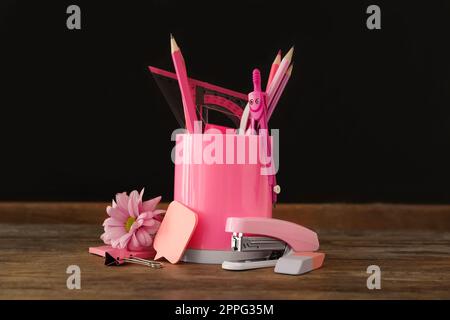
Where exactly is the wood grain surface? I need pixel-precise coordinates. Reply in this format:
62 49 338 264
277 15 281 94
0 203 449 299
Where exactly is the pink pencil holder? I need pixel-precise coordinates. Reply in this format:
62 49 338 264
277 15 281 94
173 132 274 264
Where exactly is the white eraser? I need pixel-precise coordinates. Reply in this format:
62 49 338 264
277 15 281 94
274 252 325 275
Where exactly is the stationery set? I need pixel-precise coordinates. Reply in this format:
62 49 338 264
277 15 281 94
89 35 325 276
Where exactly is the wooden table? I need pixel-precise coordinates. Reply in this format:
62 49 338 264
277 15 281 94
1 203 449 299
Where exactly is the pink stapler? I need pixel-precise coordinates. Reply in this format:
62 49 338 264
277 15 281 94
222 217 325 275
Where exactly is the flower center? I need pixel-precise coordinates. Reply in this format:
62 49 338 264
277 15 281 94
125 216 136 232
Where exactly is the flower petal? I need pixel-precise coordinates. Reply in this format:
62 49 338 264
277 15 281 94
113 232 132 249
142 221 160 235
103 217 125 227
136 210 165 224
142 196 162 212
136 219 144 227
136 211 152 221
153 209 166 216
107 206 128 220
100 232 111 244
136 229 152 247
142 219 156 227
138 188 145 212
129 233 141 250
136 211 162 223
104 225 127 239
115 192 129 213
128 190 140 218
129 221 141 233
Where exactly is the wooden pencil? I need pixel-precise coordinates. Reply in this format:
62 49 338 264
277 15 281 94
266 50 281 91
170 34 197 132
268 64 293 120
266 46 294 107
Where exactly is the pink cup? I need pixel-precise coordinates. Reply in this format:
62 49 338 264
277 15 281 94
173 133 273 264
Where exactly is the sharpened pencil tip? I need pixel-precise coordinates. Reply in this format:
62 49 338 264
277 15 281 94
170 35 179 53
273 50 282 64
287 64 293 75
283 46 294 62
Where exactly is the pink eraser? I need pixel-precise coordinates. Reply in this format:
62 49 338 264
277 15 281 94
153 201 198 264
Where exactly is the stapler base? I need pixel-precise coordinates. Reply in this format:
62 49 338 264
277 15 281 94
182 249 271 264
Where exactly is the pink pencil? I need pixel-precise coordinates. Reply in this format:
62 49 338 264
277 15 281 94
170 35 197 132
266 50 281 91
266 46 294 108
268 64 293 120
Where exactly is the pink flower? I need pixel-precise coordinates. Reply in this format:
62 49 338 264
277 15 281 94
100 189 165 251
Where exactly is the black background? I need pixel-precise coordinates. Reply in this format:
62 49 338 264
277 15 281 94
1 0 449 203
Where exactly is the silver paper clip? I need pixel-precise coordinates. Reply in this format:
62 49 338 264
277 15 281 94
105 252 163 268
122 257 163 269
